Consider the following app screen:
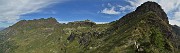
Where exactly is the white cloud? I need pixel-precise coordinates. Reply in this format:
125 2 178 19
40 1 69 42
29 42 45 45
126 0 180 13
101 6 120 15
0 0 65 27
125 0 180 26
169 20 180 26
170 11 180 26
107 3 112 7
100 3 134 15
174 12 180 21
118 5 133 11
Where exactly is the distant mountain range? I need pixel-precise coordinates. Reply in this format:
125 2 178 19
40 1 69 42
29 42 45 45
0 27 5 31
0 1 180 53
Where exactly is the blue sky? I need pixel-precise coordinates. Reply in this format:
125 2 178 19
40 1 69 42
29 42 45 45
20 0 130 23
0 0 180 28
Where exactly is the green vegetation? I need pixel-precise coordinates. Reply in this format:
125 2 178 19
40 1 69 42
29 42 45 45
0 1 178 53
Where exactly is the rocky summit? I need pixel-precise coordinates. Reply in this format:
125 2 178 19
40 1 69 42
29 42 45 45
0 1 180 53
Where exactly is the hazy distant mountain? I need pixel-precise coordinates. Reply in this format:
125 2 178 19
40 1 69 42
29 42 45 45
0 1 179 53
0 27 5 31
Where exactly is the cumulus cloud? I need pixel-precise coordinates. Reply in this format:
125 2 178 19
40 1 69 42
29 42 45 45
169 20 180 26
0 0 65 27
118 5 134 11
101 6 120 15
125 0 180 26
170 12 180 26
173 12 180 21
100 3 134 15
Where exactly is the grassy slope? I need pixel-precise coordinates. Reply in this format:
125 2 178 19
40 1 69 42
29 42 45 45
0 12 175 53
91 11 174 53
0 22 109 53
0 2 177 52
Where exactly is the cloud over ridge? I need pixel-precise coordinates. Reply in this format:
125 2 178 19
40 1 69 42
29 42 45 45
125 0 180 26
0 0 64 27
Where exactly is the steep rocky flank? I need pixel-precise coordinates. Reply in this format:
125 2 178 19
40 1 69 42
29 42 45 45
94 1 175 53
172 25 180 51
135 2 169 23
172 25 180 36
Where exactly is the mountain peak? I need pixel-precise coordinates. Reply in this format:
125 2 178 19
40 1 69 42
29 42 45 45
135 1 169 23
135 1 162 12
10 17 59 29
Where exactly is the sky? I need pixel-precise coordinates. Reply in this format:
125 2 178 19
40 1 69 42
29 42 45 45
0 0 180 28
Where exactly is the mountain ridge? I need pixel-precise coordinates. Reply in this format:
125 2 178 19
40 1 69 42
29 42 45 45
90 1 175 53
0 1 179 53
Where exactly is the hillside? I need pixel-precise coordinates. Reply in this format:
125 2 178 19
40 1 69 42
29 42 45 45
172 25 180 51
93 1 175 53
0 17 109 53
0 1 179 53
